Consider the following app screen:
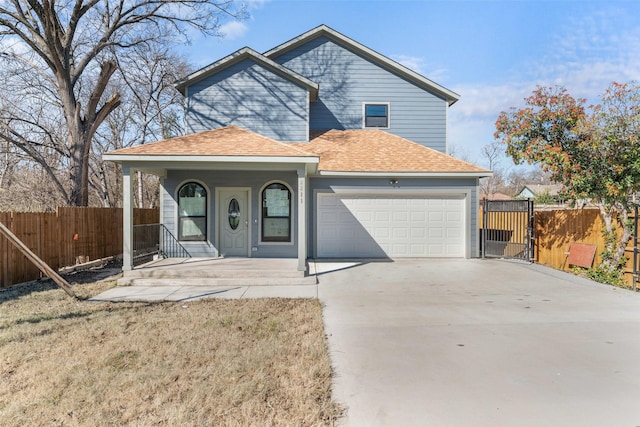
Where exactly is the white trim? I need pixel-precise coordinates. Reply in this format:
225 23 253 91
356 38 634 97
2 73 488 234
215 187 252 257
362 102 390 129
103 154 319 164
174 179 211 243
258 180 295 246
317 171 493 178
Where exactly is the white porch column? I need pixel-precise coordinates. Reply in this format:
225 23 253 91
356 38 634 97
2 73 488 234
122 165 134 271
297 167 307 272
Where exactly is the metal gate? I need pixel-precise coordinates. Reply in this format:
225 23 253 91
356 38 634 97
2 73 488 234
632 206 640 291
481 199 534 261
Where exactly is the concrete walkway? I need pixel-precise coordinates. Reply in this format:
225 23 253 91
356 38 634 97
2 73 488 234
317 259 640 427
90 282 317 301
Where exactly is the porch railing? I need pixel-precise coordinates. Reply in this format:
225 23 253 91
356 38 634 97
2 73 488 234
133 223 191 266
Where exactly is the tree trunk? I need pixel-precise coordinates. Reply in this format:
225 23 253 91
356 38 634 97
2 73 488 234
68 128 91 206
598 202 633 273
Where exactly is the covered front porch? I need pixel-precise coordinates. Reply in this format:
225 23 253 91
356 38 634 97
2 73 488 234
102 127 320 276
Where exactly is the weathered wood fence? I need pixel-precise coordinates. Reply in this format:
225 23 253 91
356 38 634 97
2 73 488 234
0 207 158 288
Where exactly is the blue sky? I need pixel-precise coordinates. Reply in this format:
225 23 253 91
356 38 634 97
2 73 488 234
184 0 640 169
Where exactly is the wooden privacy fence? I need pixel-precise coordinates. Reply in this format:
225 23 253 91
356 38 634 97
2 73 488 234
0 207 158 288
482 207 637 287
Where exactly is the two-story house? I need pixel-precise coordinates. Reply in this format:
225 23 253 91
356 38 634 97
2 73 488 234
105 25 491 273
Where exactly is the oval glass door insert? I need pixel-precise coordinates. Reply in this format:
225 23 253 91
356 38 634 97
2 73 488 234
228 198 240 230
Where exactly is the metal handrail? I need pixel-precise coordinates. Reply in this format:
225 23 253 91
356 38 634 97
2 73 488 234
133 224 191 265
159 224 191 258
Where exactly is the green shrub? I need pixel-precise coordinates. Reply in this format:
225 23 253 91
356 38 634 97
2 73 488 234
573 265 624 287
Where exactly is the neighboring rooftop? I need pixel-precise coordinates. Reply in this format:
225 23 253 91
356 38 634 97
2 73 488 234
517 184 564 196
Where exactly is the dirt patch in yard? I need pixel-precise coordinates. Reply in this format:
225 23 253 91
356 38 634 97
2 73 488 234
0 278 342 426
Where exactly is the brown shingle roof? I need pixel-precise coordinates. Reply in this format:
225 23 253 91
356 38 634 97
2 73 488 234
106 126 490 175
294 129 490 173
106 126 313 157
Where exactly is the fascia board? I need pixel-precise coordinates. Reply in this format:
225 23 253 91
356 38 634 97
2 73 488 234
103 154 319 164
264 25 460 105
315 170 493 178
175 47 319 100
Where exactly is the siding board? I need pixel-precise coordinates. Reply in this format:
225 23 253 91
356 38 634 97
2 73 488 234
185 58 309 141
272 36 448 152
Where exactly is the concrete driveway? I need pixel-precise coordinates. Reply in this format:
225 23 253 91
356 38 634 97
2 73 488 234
316 259 640 427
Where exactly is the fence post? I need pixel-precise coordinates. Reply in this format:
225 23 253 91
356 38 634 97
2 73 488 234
481 198 487 259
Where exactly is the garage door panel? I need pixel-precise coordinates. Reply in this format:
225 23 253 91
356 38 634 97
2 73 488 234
316 193 465 258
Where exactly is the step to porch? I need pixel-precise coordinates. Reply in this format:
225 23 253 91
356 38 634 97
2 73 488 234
119 257 314 287
118 276 317 287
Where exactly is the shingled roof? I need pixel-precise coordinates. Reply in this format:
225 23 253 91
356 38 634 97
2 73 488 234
105 126 490 176
106 126 313 158
295 130 490 174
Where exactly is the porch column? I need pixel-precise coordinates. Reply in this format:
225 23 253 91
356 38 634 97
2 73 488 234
297 168 307 272
122 165 134 271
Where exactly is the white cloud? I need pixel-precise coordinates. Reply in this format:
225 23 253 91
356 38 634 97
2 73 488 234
244 0 270 10
448 6 640 169
219 21 249 40
391 54 425 73
391 54 449 82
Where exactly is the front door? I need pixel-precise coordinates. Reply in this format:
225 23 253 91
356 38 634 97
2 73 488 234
218 189 250 257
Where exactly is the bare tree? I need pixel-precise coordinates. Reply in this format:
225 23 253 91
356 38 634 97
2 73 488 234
0 0 245 206
479 141 505 197
89 42 189 208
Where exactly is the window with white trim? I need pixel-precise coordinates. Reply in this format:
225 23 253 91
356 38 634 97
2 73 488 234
364 103 389 128
178 182 207 241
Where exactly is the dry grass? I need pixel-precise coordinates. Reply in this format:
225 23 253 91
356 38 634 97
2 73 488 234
0 280 342 426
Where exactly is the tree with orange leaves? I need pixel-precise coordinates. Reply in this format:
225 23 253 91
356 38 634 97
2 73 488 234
495 82 640 282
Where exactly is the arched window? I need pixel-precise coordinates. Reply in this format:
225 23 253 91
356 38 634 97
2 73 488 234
178 182 207 241
261 183 291 242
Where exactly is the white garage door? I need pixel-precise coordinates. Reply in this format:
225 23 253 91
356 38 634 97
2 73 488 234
316 193 466 258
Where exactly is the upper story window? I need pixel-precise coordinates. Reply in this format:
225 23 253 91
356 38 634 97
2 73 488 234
178 182 207 241
363 103 389 128
261 183 291 243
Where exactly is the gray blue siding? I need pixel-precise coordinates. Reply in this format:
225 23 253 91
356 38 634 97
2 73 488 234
185 58 309 142
162 170 299 258
272 36 448 152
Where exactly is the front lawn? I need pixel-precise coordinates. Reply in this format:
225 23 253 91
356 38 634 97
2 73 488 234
0 280 342 426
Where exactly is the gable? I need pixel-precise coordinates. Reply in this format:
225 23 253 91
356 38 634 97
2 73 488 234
269 34 450 151
265 25 459 105
184 57 311 142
